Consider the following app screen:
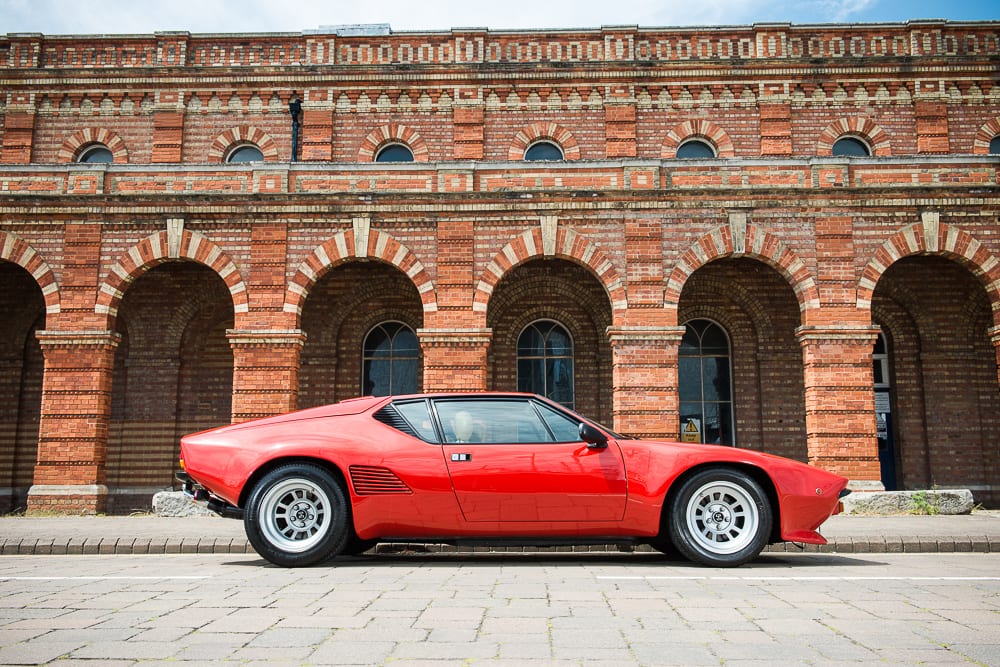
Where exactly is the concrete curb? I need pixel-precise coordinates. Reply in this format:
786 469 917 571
1 536 996 557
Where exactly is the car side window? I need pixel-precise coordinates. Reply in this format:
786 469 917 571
534 402 582 442
434 399 552 444
392 400 439 442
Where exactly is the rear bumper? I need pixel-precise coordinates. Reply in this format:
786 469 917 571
175 471 244 520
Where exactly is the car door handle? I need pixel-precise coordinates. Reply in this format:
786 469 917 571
451 453 472 462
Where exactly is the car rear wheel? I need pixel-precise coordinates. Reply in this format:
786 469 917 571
669 468 772 567
244 464 349 567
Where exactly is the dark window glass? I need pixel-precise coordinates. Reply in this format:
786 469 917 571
678 319 734 445
675 139 716 158
524 141 563 161
831 137 871 157
517 320 574 409
535 402 582 442
435 399 550 444
392 400 438 442
990 136 1000 155
77 145 113 163
872 330 890 390
227 145 264 163
375 144 414 162
362 322 419 396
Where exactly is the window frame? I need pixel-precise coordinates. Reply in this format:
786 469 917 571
523 140 564 161
375 143 415 163
225 143 265 163
516 319 575 409
989 135 1000 155
675 138 717 159
678 318 736 446
361 320 420 397
76 143 114 164
831 135 872 157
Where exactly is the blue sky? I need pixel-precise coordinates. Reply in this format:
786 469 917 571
1 0 996 34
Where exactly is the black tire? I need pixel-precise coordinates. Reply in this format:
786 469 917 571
244 463 349 567
341 534 379 556
668 467 772 567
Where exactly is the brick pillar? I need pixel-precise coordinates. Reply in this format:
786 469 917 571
301 98 334 160
796 325 883 488
604 104 637 158
28 330 121 514
151 96 184 163
228 330 306 423
915 101 949 153
759 103 792 156
453 105 484 160
607 326 686 438
0 108 35 164
417 329 493 392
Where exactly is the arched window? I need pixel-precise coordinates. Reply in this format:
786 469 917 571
990 136 1000 155
831 136 871 157
517 320 574 408
679 319 734 445
77 143 114 163
524 140 564 161
226 144 264 163
362 322 420 396
676 138 716 158
375 144 414 162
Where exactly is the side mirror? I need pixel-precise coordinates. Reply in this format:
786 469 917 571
579 423 608 449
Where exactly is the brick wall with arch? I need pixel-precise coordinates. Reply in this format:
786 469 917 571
1 22 999 512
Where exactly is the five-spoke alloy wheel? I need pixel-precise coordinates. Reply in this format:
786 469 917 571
244 463 349 567
668 467 772 567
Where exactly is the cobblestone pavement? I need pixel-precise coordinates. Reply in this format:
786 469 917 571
0 552 998 665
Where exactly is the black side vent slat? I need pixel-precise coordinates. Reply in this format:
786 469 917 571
350 465 413 495
373 405 418 437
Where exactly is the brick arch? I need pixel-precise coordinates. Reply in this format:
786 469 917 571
473 226 626 319
58 127 129 163
357 123 430 162
857 220 1000 325
285 229 437 319
508 122 582 160
660 119 735 158
208 126 279 161
0 230 61 315
973 117 1000 154
95 231 248 326
665 224 821 314
816 117 892 156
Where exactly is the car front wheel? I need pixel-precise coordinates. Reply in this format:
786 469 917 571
669 468 772 567
244 463 349 567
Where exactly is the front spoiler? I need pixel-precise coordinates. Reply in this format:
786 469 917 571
175 471 244 520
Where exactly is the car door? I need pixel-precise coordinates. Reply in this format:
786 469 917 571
436 398 627 522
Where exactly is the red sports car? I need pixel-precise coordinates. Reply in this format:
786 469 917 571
177 393 849 568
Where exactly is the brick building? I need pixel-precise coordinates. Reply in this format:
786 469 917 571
1 21 998 514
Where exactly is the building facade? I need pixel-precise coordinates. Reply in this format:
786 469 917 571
1 21 998 514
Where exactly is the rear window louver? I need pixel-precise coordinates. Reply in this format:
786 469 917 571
373 405 418 437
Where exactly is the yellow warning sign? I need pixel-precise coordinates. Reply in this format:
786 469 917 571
682 419 701 443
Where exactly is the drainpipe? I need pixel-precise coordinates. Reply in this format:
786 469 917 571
289 92 302 162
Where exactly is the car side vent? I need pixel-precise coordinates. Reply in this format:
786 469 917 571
349 465 413 495
373 405 418 437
